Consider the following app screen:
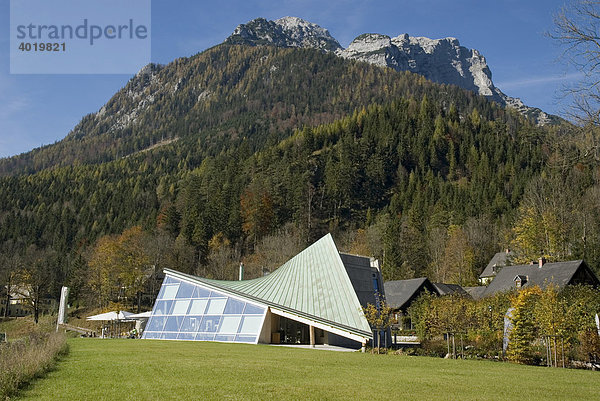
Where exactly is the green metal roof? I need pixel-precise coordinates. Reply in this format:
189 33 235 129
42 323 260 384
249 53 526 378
165 234 371 338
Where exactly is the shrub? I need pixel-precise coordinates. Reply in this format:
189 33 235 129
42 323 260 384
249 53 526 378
0 331 68 399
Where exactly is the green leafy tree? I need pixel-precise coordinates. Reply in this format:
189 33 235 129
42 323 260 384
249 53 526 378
507 286 542 364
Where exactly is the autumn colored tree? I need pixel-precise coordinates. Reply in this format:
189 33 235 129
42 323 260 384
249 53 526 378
510 175 571 263
87 226 151 309
507 286 542 364
19 246 56 323
363 300 394 353
442 225 476 285
240 184 275 247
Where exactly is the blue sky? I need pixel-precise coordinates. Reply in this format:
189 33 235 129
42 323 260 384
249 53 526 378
0 0 576 158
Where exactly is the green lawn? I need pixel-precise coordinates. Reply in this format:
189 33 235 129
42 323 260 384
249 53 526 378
19 338 599 400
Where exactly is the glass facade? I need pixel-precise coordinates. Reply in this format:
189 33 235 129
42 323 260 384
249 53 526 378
143 275 267 343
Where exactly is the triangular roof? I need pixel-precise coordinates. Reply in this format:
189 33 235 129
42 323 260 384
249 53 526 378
482 260 599 297
165 233 371 338
480 250 513 278
384 278 439 311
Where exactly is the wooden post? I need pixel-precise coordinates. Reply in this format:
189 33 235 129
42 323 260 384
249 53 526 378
452 333 456 359
553 336 558 368
561 337 565 368
309 325 315 348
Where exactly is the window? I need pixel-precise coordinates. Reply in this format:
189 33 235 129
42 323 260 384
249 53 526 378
172 300 190 315
206 298 227 315
239 316 263 334
142 276 266 344
161 285 179 300
243 304 264 315
188 299 208 315
200 316 221 332
224 298 245 314
153 300 173 315
180 316 202 332
219 316 242 333
176 282 195 298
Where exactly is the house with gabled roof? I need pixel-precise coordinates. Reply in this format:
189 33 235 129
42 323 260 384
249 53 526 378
479 249 513 285
383 278 470 331
481 258 599 297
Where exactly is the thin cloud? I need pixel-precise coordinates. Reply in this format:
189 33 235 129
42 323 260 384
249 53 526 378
497 72 583 90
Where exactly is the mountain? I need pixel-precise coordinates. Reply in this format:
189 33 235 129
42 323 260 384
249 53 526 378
227 17 557 125
225 17 342 52
2 17 598 301
0 43 501 176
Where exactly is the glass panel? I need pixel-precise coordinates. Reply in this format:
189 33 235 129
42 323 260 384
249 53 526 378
146 316 167 331
161 332 178 340
163 316 185 332
153 300 173 315
164 276 175 284
196 333 215 341
188 299 208 315
172 300 190 315
156 285 166 300
235 335 256 343
177 333 196 340
243 303 265 315
176 282 195 298
239 316 263 334
192 286 211 298
199 316 221 332
162 285 179 299
206 298 227 315
143 331 159 339
180 316 203 332
214 335 235 342
224 298 245 314
219 316 241 333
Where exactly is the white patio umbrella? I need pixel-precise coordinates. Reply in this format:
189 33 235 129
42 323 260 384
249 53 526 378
87 311 135 337
127 311 152 319
87 310 135 321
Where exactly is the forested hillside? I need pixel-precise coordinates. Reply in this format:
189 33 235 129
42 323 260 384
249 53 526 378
0 45 498 176
1 43 599 310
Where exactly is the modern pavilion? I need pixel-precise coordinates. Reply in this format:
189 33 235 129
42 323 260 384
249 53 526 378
142 234 383 349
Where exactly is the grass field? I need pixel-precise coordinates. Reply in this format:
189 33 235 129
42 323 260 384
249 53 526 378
18 338 599 400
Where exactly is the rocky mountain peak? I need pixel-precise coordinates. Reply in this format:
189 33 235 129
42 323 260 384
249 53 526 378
226 17 558 125
226 17 341 52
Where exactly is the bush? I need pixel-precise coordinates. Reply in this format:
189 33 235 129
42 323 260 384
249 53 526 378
0 331 68 399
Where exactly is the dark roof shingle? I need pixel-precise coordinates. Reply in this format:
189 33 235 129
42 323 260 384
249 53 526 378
480 250 513 278
482 260 597 297
384 278 438 310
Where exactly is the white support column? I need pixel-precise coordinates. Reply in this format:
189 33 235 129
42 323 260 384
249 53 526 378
310 325 315 348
